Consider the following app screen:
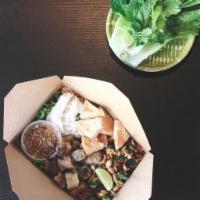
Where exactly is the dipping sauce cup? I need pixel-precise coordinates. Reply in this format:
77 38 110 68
21 120 61 160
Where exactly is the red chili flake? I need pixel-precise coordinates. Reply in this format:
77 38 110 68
116 161 124 171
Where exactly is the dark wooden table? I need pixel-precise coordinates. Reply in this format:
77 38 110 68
0 1 200 200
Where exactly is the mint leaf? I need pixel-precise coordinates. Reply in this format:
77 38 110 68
110 0 127 16
169 9 200 36
137 0 157 29
125 0 144 21
181 0 200 8
162 0 182 17
117 172 128 181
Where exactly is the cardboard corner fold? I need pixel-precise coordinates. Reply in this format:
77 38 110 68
115 152 154 200
3 75 62 143
4 76 153 200
5 144 73 200
63 76 151 152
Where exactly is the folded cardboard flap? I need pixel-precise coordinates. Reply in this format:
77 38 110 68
5 144 73 200
115 153 153 200
4 76 153 200
63 76 151 152
3 76 62 143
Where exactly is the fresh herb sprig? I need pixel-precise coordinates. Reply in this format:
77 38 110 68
36 91 61 120
117 171 128 181
102 194 112 200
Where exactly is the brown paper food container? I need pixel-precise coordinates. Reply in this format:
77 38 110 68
4 76 154 200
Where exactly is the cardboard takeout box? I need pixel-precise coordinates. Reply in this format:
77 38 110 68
4 76 154 200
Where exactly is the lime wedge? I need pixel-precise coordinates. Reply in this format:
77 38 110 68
95 168 113 191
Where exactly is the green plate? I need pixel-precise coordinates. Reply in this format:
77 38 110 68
106 10 195 72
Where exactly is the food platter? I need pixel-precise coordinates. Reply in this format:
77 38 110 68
17 87 145 199
4 76 153 200
106 10 195 72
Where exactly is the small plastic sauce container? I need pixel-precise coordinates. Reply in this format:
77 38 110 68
21 120 61 160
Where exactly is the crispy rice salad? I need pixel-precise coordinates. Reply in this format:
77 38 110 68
16 87 145 200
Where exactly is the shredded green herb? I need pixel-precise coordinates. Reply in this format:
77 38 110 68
113 155 125 166
127 140 136 152
117 171 128 181
32 159 45 169
102 194 112 200
36 91 61 120
75 112 81 121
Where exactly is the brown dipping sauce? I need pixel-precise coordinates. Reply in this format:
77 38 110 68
24 123 58 159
